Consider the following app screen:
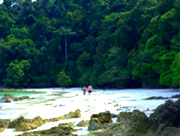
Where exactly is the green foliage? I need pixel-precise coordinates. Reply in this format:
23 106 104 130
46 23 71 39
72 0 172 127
0 8 15 38
3 60 30 87
0 0 179 88
56 70 72 87
171 53 180 87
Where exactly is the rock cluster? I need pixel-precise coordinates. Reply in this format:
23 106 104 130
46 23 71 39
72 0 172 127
63 109 81 119
0 109 81 133
0 94 30 102
171 94 180 98
87 98 180 136
9 116 47 131
150 99 180 128
144 96 168 100
88 111 112 130
46 109 81 122
77 120 89 127
0 119 10 132
18 122 77 136
1 97 180 136
144 94 180 100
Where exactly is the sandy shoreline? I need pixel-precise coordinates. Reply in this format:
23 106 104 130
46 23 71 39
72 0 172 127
0 88 179 136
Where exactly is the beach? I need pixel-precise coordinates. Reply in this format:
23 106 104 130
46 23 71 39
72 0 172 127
0 88 179 136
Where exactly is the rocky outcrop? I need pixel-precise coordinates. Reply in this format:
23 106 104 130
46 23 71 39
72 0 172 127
117 110 151 135
18 122 77 136
171 94 180 98
63 109 81 119
88 111 112 131
144 96 168 100
88 118 103 130
46 109 81 122
0 94 30 102
150 99 180 128
77 120 89 127
87 98 180 136
7 109 81 132
46 116 64 122
9 116 47 131
0 119 10 132
87 110 152 136
144 94 180 100
148 99 180 136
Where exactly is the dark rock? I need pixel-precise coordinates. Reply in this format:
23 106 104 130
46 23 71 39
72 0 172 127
152 127 180 136
88 111 112 131
92 98 180 136
149 98 180 128
171 94 180 98
4 99 11 102
144 96 168 100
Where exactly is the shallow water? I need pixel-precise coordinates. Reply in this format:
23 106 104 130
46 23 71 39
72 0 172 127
0 88 179 136
0 90 45 99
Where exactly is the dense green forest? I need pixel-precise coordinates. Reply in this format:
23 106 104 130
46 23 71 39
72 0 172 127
0 0 179 88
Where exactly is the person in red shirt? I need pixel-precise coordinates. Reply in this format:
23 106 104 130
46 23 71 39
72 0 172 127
87 85 93 95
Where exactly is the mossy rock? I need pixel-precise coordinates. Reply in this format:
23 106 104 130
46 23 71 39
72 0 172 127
63 109 81 119
0 94 30 103
47 116 64 122
116 112 132 122
9 116 46 131
46 109 81 123
88 118 103 131
0 128 6 132
77 120 89 127
0 119 10 128
18 122 77 136
91 111 112 124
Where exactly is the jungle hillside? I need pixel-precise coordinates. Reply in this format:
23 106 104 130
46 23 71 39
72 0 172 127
0 0 180 88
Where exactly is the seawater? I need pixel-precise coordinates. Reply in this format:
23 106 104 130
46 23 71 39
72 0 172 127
0 90 45 99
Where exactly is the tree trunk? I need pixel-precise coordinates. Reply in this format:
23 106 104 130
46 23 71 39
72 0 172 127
65 36 68 62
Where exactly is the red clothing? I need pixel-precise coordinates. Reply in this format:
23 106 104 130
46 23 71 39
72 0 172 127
88 86 93 90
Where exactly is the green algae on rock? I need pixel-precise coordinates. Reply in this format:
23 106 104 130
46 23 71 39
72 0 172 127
9 116 47 131
18 122 77 136
0 119 10 132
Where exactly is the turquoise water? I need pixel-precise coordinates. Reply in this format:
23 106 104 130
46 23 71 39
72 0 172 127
0 90 45 99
